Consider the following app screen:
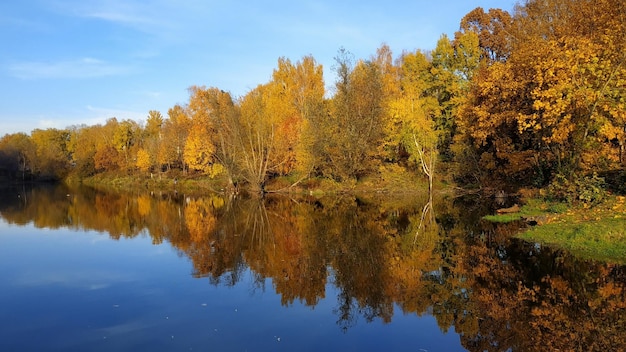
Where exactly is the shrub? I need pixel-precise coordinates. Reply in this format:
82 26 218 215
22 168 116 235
546 173 607 206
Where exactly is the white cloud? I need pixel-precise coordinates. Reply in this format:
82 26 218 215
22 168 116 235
83 10 155 27
56 0 178 36
23 106 147 133
85 105 147 122
8 57 133 79
37 119 60 129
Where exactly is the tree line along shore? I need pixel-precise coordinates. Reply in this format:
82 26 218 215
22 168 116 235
1 0 624 208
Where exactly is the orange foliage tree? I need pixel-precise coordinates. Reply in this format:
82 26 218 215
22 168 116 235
457 0 626 187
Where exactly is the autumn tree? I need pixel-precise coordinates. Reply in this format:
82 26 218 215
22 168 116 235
387 50 439 191
67 125 95 177
513 0 626 174
228 56 326 192
112 119 140 170
457 0 626 187
184 124 216 174
315 49 386 181
0 133 36 180
385 34 481 191
145 110 163 139
30 128 71 179
137 110 163 173
263 59 303 176
0 129 70 181
67 123 120 177
136 148 151 173
202 89 241 187
159 105 191 172
459 7 512 62
270 56 326 178
184 86 240 181
183 86 219 176
92 118 123 172
236 83 275 192
373 44 402 162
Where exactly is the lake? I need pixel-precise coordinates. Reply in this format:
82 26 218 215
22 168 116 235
0 184 624 351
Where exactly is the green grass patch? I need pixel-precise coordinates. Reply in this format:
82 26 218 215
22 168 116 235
516 196 626 264
483 198 566 223
483 212 524 223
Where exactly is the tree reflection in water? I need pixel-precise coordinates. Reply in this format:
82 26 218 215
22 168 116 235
0 184 625 351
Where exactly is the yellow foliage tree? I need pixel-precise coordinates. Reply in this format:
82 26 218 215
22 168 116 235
184 86 233 178
158 104 191 172
388 50 441 191
271 56 326 177
183 125 219 175
136 148 152 173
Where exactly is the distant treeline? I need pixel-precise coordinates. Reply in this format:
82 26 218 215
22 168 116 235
1 0 624 192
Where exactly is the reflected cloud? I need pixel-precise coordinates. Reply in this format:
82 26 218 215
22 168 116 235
13 269 134 290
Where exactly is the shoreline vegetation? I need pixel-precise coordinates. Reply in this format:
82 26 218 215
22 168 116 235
484 190 626 264
71 163 439 197
1 1 626 264
76 168 626 265
4 163 626 265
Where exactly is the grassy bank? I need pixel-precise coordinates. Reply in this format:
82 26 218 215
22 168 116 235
72 172 225 196
517 196 626 264
69 164 433 197
265 164 434 195
485 193 626 264
482 197 569 224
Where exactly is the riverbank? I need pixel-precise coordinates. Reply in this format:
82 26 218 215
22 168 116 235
485 192 626 264
517 196 626 264
71 164 436 197
59 170 626 264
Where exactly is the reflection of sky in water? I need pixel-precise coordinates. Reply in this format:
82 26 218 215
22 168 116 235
0 224 464 352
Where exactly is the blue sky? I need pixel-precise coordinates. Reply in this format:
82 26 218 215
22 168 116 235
0 0 516 135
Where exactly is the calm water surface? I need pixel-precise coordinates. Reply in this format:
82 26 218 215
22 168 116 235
0 184 624 351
